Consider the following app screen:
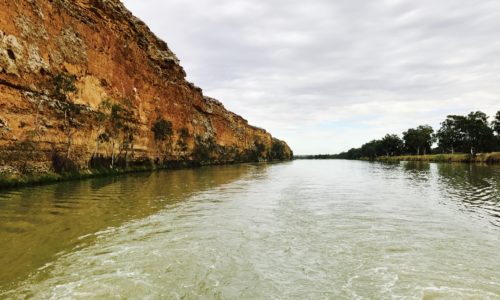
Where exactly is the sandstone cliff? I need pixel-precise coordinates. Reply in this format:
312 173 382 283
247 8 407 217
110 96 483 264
0 0 292 180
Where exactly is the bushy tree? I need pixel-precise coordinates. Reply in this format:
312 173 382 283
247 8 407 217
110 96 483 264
337 147 362 159
493 111 500 151
360 140 379 159
436 115 466 154
492 111 500 136
463 111 495 155
403 125 435 155
380 134 404 156
333 110 500 159
434 111 496 155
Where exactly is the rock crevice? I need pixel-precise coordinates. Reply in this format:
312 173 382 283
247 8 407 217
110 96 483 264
0 0 292 178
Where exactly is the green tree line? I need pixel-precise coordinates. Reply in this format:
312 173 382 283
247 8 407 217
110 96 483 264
334 110 500 160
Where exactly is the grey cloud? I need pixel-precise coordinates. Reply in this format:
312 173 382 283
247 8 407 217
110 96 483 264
123 0 500 154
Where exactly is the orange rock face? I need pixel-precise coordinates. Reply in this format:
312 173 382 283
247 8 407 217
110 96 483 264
0 0 292 176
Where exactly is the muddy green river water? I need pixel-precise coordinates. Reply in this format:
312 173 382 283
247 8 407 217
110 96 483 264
1 160 499 299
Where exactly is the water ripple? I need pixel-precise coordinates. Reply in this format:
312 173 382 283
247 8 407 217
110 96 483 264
1 161 500 298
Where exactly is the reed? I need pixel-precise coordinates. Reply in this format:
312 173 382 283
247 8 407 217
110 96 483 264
376 152 500 163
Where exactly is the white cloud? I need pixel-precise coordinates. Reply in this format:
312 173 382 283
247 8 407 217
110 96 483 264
122 0 500 154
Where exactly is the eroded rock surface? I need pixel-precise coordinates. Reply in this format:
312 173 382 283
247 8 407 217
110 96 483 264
0 0 292 177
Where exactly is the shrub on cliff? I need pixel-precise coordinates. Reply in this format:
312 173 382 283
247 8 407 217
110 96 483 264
152 118 173 141
245 140 267 162
152 118 173 163
193 136 217 164
255 141 266 157
52 73 77 102
175 127 189 155
52 151 78 173
270 139 287 160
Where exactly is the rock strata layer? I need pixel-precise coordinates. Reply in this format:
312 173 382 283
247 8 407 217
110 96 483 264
0 0 292 179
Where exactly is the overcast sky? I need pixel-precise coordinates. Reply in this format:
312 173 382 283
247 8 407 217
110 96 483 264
122 0 500 155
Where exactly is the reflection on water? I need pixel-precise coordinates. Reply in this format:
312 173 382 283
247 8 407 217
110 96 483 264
397 161 500 226
1 160 500 298
435 163 500 227
0 164 255 290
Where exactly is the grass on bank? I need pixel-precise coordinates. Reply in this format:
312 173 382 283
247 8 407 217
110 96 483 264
376 152 500 163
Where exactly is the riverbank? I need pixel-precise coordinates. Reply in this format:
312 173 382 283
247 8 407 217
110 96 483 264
376 152 500 163
0 165 155 190
294 152 500 163
0 161 209 189
0 159 293 190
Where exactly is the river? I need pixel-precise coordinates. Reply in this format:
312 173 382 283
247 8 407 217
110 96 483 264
1 160 499 299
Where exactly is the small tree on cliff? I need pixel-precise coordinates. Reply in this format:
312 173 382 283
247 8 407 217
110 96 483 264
53 73 77 100
92 99 112 158
152 118 173 162
52 72 80 159
107 103 126 169
93 99 138 169
120 112 138 168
